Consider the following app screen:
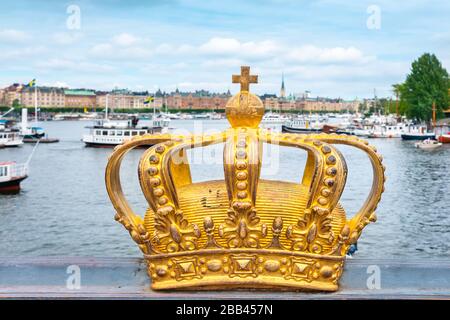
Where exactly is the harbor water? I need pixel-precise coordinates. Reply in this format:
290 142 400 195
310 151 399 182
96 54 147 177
0 120 449 258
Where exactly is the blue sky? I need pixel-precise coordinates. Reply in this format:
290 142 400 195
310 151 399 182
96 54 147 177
0 0 449 99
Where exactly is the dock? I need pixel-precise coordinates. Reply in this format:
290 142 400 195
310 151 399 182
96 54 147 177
1 257 449 299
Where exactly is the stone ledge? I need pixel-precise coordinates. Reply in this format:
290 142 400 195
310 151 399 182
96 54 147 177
0 257 449 299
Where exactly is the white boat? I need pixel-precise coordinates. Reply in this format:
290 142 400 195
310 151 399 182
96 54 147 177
82 117 170 147
261 112 290 132
19 109 45 139
0 121 23 147
0 161 28 193
282 116 324 133
209 112 223 120
83 93 171 147
369 123 409 138
415 139 442 150
347 126 371 137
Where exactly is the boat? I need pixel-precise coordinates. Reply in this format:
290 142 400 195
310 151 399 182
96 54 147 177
438 134 450 143
401 124 435 140
0 161 28 193
83 93 171 147
347 126 371 137
415 139 442 150
281 116 323 133
281 125 322 133
82 117 170 147
369 123 409 138
209 112 224 120
19 109 45 139
0 121 23 147
401 132 436 140
282 115 354 135
261 112 290 132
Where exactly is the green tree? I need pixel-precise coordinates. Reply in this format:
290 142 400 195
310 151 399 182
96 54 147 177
12 99 21 109
391 83 409 115
403 53 448 122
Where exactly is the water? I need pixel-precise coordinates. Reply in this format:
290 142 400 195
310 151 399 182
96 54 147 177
1 120 449 259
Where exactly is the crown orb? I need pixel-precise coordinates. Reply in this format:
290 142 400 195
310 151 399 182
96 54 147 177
225 92 264 128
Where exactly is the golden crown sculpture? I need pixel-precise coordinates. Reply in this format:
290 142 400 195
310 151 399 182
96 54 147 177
106 66 385 291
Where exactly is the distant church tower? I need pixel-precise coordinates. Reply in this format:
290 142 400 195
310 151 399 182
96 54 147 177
280 73 286 99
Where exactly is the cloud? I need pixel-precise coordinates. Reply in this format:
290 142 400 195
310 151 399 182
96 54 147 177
36 58 115 73
202 58 244 68
0 46 47 60
52 32 83 45
199 37 278 59
155 37 374 66
89 33 152 59
0 29 29 43
112 33 140 46
286 45 374 64
42 81 70 88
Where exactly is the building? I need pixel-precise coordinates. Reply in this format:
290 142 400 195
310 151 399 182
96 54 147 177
21 86 65 108
280 73 286 99
164 90 231 110
0 84 23 107
1 81 359 112
96 89 152 110
64 89 97 109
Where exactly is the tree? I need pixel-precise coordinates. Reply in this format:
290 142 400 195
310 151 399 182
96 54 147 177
391 83 409 115
402 53 448 122
12 99 21 109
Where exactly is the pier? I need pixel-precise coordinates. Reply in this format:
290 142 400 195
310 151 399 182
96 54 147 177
1 257 449 299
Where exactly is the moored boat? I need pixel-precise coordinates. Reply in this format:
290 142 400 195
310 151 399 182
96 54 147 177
369 123 409 138
414 139 442 150
438 134 450 143
0 121 23 147
0 161 28 193
19 109 46 139
281 124 322 133
401 132 436 140
82 117 170 147
401 124 435 140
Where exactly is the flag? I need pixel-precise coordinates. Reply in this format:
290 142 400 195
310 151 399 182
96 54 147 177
144 96 154 105
26 79 36 87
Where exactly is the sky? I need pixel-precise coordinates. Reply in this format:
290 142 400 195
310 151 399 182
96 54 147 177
0 0 449 99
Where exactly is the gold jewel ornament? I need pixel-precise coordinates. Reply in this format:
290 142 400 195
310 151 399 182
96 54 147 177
105 66 385 291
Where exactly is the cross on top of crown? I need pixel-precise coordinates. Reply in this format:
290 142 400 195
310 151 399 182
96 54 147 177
232 66 258 92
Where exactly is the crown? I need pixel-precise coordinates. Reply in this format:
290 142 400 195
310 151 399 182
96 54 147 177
105 66 385 291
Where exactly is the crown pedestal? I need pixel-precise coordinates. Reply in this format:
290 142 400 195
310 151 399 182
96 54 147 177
106 66 385 291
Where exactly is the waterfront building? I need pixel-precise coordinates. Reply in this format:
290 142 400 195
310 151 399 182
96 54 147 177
96 89 151 110
0 88 5 106
64 89 96 109
0 84 23 107
1 82 358 112
21 86 65 108
164 90 231 110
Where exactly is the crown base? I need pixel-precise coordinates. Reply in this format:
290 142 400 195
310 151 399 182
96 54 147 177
145 249 344 292
150 276 338 292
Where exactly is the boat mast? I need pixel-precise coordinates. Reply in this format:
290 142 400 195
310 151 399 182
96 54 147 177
105 94 109 121
34 85 38 125
432 101 436 128
153 94 156 119
395 91 399 117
